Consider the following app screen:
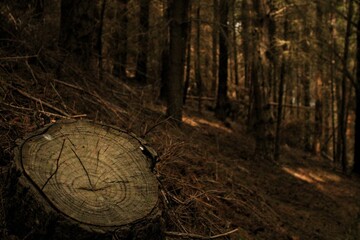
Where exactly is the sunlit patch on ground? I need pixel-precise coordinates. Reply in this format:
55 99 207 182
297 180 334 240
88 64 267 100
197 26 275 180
282 166 341 184
281 166 355 197
183 115 233 133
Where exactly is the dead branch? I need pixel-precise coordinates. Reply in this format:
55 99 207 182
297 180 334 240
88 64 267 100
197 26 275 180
8 85 70 117
187 95 216 101
0 55 38 61
53 79 85 92
268 102 314 110
165 228 238 239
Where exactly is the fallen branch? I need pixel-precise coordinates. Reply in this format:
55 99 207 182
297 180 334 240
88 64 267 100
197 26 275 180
187 95 216 101
8 85 70 117
268 102 314 110
1 102 85 119
53 79 85 92
321 151 333 162
164 228 238 239
0 55 38 61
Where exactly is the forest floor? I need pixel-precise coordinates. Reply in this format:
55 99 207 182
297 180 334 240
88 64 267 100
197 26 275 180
0 58 360 240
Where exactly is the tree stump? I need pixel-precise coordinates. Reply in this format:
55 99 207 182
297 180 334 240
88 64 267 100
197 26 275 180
5 120 163 240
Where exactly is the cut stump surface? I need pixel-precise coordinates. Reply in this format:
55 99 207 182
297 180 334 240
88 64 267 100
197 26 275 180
7 120 162 239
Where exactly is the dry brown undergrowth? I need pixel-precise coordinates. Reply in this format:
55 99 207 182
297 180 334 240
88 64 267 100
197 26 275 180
0 50 291 239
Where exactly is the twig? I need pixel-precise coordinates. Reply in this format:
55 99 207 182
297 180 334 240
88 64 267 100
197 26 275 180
53 79 84 92
0 55 37 61
9 85 70 117
50 82 70 112
165 228 238 239
1 102 85 119
38 111 86 119
142 116 172 137
25 60 38 85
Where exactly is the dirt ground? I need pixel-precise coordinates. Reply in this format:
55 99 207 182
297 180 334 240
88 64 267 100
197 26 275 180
0 69 360 240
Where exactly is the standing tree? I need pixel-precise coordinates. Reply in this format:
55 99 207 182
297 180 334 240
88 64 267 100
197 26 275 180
166 0 190 122
113 0 128 80
338 0 354 171
231 0 240 91
249 0 274 159
195 3 203 113
183 5 192 105
274 14 288 161
160 0 170 101
214 0 229 121
97 0 107 82
135 0 150 84
313 0 324 155
59 0 97 69
353 0 360 175
211 0 219 97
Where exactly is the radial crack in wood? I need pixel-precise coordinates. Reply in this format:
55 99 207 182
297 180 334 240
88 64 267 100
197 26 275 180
6 120 163 240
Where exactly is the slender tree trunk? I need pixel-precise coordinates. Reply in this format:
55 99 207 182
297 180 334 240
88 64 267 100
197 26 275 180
302 13 312 151
211 0 219 97
215 0 229 121
250 0 274 159
97 0 107 82
241 0 252 127
313 0 324 155
232 0 240 97
183 8 192 105
339 0 353 172
274 15 288 161
166 0 190 122
113 0 128 80
353 0 360 174
268 0 277 106
160 0 170 101
135 0 150 84
330 17 337 162
195 5 203 113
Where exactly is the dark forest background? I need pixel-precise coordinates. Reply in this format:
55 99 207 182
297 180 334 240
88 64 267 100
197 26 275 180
1 0 360 239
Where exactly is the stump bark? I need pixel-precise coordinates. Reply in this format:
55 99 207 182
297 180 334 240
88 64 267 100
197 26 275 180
5 120 163 240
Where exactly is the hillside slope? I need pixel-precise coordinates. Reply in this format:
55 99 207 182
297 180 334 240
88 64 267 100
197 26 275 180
1 62 360 240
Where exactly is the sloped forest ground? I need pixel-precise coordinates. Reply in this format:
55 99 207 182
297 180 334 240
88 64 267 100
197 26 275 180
1 53 360 240
0 19 360 240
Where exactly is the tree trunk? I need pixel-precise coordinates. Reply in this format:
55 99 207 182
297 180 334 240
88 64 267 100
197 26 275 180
59 0 97 70
339 0 353 172
160 0 170 101
313 0 324 155
5 120 163 240
113 0 128 80
215 0 229 121
135 0 150 84
302 13 312 151
166 0 190 122
250 0 274 159
353 0 360 175
330 12 337 162
97 0 107 82
232 0 240 96
241 0 252 127
183 6 192 105
195 5 203 113
274 15 288 161
211 0 219 98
